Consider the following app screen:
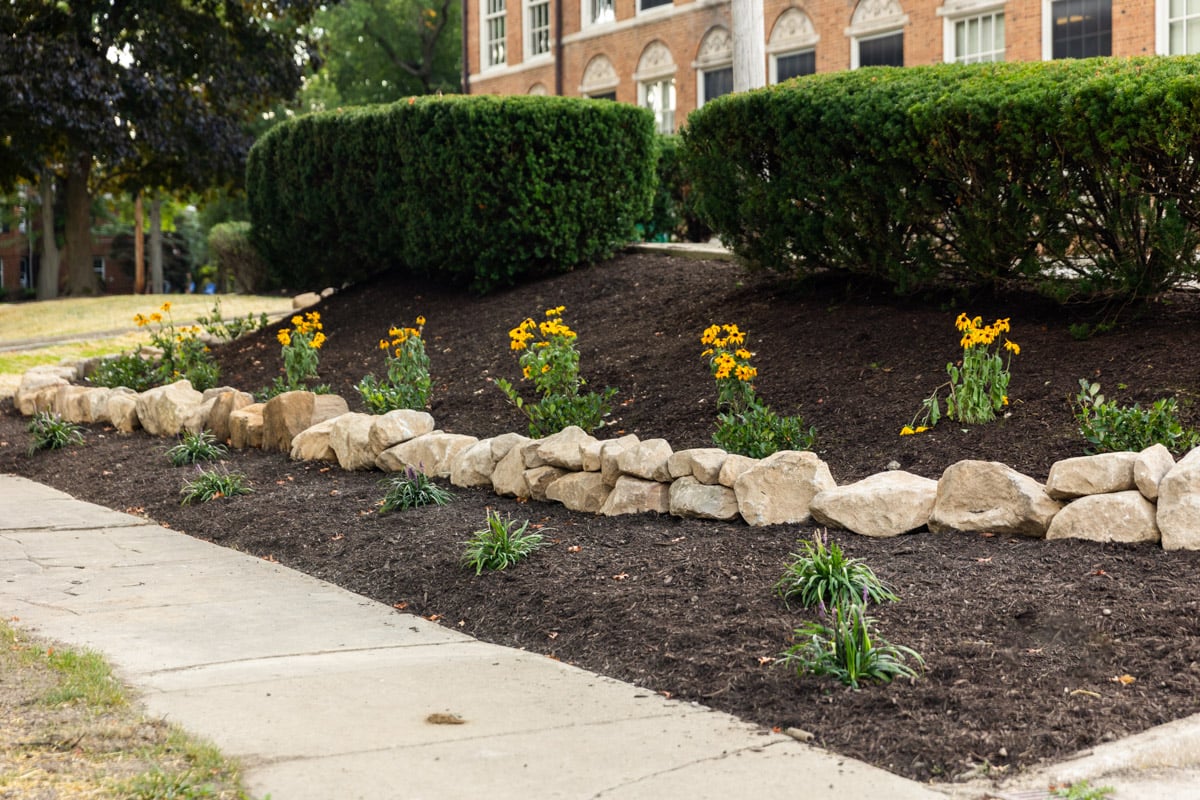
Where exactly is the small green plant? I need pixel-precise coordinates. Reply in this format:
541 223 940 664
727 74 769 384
379 465 454 513
133 301 221 391
166 429 228 466
356 316 433 413
196 298 269 342
180 467 252 505
780 598 924 689
495 306 616 438
1074 379 1200 454
700 323 814 457
1051 781 1114 800
461 509 545 575
1067 320 1116 341
905 313 1018 434
775 530 899 610
261 310 328 398
27 411 84 455
88 352 159 392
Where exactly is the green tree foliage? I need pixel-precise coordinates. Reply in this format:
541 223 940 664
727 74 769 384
0 0 323 296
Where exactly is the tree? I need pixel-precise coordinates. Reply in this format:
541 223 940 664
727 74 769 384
308 0 461 107
0 0 324 296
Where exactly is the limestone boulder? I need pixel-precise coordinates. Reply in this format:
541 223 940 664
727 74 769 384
1134 444 1175 502
735 451 836 527
329 413 378 470
1158 448 1200 550
377 432 478 477
292 291 321 309
617 438 673 482
54 385 98 423
261 392 349 452
207 390 255 443
491 444 531 498
810 471 938 538
106 388 141 432
535 426 598 471
451 438 500 488
600 435 641 487
229 403 265 449
524 465 568 502
182 396 218 434
136 380 204 436
718 454 758 488
367 409 436 453
669 476 739 521
601 476 671 517
1046 491 1159 544
929 460 1062 537
1045 452 1138 500
290 417 339 462
546 472 611 513
581 440 604 472
84 388 114 425
15 368 71 415
667 448 727 483
490 432 530 462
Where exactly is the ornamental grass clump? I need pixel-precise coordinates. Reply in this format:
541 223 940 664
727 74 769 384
179 466 252 505
775 530 899 610
700 323 814 458
495 306 616 438
461 510 545 575
27 411 84 455
165 429 228 466
905 313 1019 434
264 311 327 397
356 317 432 413
378 465 454 514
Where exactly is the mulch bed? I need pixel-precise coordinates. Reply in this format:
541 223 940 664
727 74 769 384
4 251 1200 785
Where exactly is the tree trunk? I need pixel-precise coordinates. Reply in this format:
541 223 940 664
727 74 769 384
36 172 59 300
135 192 145 294
149 195 164 294
62 155 100 296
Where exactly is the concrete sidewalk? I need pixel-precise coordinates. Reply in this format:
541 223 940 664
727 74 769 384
0 475 944 800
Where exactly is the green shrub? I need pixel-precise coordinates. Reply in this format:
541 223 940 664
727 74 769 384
27 412 84 455
1074 380 1199 454
207 221 269 293
197 298 269 342
248 95 657 294
775 531 898 610
713 405 814 459
89 353 158 392
461 510 545 575
638 134 712 243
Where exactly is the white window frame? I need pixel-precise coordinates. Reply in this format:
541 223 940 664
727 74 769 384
635 41 677 133
693 26 733 107
481 0 507 69
93 256 105 282
846 0 909 69
525 0 552 60
1041 0 1112 60
939 1 1005 63
768 8 819 84
1157 0 1200 54
639 78 676 133
581 0 615 28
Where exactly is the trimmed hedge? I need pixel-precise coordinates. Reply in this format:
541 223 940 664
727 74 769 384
247 95 657 293
682 57 1200 300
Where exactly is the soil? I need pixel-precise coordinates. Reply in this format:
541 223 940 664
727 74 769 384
4 251 1200 786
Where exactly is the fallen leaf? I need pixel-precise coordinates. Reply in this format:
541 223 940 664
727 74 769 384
975 557 992 563
330 534 344 541
425 614 441 622
547 631 559 639
392 602 408 610
1113 674 1136 685
757 656 774 666
263 554 278 563
425 712 465 725
567 545 581 553
612 572 629 581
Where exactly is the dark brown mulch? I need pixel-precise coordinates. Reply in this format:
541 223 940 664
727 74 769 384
4 251 1200 785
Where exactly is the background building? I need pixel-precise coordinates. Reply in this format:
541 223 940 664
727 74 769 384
466 1 1176 132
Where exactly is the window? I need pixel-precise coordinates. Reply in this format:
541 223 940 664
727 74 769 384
590 91 616 101
483 0 506 68
859 32 904 66
1167 0 1200 54
1048 0 1111 59
639 0 671 11
19 256 32 289
694 27 733 106
948 10 1005 62
768 9 819 84
586 0 614 25
635 41 676 133
93 256 105 281
847 0 908 68
526 0 551 58
580 54 619 98
641 78 676 133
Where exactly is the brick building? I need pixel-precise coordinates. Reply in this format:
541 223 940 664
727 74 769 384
465 1 1176 132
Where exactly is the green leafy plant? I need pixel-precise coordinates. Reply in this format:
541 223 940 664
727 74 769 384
379 465 454 513
775 530 899 610
133 301 221 391
495 306 616 438
906 313 1018 434
196 298 269 342
261 311 328 398
780 598 924 690
27 411 84 455
88 352 159 392
700 323 814 457
461 509 545 575
356 317 432 413
179 467 252 505
166 429 228 466
1074 379 1200 454
1051 781 1114 800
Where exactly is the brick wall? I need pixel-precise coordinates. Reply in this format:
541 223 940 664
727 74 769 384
468 0 1168 129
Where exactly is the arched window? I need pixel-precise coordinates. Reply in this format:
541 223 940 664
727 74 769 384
693 27 733 106
634 41 676 133
846 0 908 68
769 8 819 83
580 55 619 98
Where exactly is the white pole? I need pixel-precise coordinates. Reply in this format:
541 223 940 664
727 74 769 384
731 0 766 92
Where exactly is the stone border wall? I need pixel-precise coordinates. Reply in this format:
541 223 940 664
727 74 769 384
15 366 1200 550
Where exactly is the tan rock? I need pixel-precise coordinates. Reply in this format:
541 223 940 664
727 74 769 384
929 460 1062 537
535 426 598 471
600 476 671 516
524 465 568 502
667 448 728 483
450 439 498 488
491 444 531 498
106 389 141 432
617 438 673 482
669 476 740 520
546 472 611 513
182 396 218 434
15 368 71 415
377 432 478 477
53 385 96 423
289 417 339 462
207 390 254 444
329 412 378 470
490 432 530 462
1158 448 1200 550
292 291 321 309
229 403 265 449
367 409 436 453
718 454 758 488
600 435 641 487
1046 491 1159 544
1045 452 1138 500
810 471 938 538
136 380 204 436
1134 443 1175 502
735 451 836 527
261 392 349 452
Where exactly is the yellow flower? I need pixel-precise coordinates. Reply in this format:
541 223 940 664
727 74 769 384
134 313 147 327
915 425 928 433
395 348 404 358
379 339 389 350
900 425 915 436
700 325 720 345
1004 340 1020 355
522 366 532 379
416 315 426 327
541 364 550 373
545 305 565 318
149 313 162 324
311 332 326 349
277 330 292 347
735 349 752 360
291 315 303 327
160 302 171 313
305 311 320 323
735 365 756 382
1001 395 1009 406
955 313 970 332
701 348 714 357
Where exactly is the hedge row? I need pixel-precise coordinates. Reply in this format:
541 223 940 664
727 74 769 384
682 57 1200 300
247 95 657 293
